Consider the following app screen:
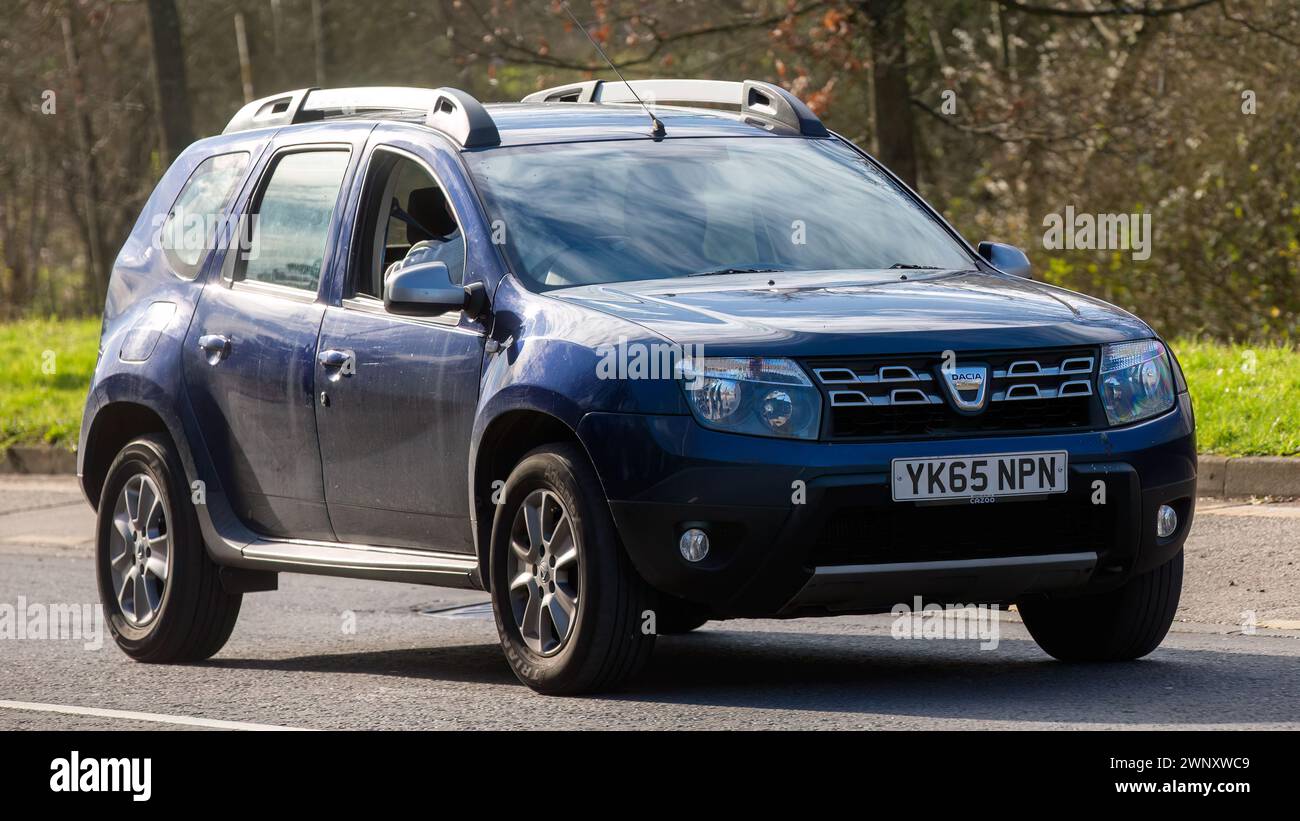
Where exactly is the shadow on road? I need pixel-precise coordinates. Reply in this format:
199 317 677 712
208 629 1299 725
209 643 516 686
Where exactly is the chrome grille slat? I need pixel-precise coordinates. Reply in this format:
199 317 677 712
889 388 935 406
991 357 1095 380
994 380 1095 401
1003 384 1042 400
828 390 871 407
814 368 859 384
878 365 924 383
814 366 934 385
828 388 942 407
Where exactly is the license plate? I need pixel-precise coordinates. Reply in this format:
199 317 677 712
891 451 1068 501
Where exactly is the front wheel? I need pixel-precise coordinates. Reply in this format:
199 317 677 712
95 435 242 662
1019 550 1183 662
489 444 655 694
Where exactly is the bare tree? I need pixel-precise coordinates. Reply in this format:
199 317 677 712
234 10 255 103
857 0 918 187
312 0 328 87
60 4 106 309
144 0 195 166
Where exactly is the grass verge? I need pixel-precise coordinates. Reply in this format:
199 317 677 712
0 318 100 452
1172 339 1300 457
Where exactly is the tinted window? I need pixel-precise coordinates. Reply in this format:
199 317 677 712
464 138 973 291
160 152 250 279
241 150 350 292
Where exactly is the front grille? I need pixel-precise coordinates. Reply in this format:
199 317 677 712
809 347 1103 439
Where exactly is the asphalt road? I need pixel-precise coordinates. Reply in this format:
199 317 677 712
1 475 1298 730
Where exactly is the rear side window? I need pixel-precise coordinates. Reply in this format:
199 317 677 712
159 152 250 279
240 150 350 292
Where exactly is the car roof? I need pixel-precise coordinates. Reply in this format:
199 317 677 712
475 101 800 147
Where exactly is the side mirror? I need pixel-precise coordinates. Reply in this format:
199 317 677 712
977 241 1032 279
383 261 465 316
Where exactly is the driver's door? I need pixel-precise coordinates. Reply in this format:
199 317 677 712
313 138 485 552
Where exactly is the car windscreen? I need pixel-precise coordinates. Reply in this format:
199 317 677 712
463 136 974 291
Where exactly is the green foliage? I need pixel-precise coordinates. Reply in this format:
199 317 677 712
1172 338 1300 457
0 318 100 452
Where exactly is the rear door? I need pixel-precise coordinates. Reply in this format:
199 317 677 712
312 130 488 552
183 124 369 540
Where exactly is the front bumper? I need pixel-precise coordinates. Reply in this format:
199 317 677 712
576 392 1197 617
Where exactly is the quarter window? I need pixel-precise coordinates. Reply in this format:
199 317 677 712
240 150 350 292
160 152 250 279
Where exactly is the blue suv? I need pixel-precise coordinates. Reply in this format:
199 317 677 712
79 81 1196 693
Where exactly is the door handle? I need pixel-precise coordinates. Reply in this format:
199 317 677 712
317 349 354 378
198 334 230 364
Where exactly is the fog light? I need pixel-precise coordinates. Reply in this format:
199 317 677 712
1156 504 1178 538
679 528 710 562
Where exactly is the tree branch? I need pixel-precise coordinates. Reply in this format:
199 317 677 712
995 0 1217 18
450 1 831 73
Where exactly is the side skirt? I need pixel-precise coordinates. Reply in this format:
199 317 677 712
194 489 481 589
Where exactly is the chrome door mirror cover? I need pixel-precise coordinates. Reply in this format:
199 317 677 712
383 260 466 316
978 241 1032 279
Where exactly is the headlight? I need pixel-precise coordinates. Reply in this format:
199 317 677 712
1099 339 1176 426
681 357 821 439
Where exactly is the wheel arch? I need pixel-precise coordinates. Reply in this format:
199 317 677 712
470 408 607 588
81 402 179 511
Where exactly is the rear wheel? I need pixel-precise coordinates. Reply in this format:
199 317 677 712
1019 550 1183 662
95 435 242 662
489 444 655 694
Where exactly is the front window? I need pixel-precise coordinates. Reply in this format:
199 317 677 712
465 136 973 291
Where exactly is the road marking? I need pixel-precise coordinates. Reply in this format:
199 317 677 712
0 700 312 731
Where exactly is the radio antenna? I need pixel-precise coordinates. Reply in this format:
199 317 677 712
559 1 665 138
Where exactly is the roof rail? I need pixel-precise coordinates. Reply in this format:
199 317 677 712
222 86 501 148
223 88 318 134
426 87 500 148
521 78 829 137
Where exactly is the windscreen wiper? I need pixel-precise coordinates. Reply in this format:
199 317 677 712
687 267 784 277
888 263 944 270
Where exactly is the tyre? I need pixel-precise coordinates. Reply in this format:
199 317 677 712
653 598 710 634
1019 550 1183 662
95 434 242 662
489 443 655 694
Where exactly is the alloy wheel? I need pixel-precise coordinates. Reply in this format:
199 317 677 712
506 489 580 655
107 473 171 626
